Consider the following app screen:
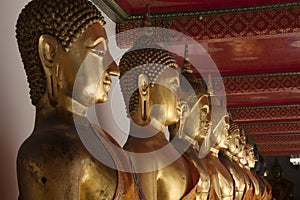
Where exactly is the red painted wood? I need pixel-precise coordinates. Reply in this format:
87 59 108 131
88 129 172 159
116 0 299 14
226 92 300 107
260 149 300 156
255 134 300 144
241 123 300 135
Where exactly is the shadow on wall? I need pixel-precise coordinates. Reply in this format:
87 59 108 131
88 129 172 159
264 156 300 200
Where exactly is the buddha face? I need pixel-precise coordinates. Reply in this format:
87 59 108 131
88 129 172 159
182 95 211 144
227 129 240 155
150 68 180 126
58 23 119 106
214 115 230 149
240 135 246 145
246 147 257 168
272 166 282 179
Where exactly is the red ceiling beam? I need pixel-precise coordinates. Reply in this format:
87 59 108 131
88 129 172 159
115 0 300 14
116 6 300 48
240 122 300 135
226 91 300 107
215 74 300 95
260 149 300 156
215 73 300 107
228 105 300 123
258 143 300 152
254 134 300 144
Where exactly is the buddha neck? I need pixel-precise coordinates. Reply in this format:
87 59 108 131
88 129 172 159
181 132 197 147
244 165 250 170
232 155 240 163
128 119 166 141
58 95 87 117
210 147 219 156
222 150 234 161
35 94 88 127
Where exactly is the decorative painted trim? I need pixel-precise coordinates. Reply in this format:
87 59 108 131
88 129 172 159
228 104 300 123
239 121 300 135
98 1 300 21
255 134 300 144
258 143 300 151
260 149 300 156
211 73 300 95
228 104 300 110
116 6 300 47
239 121 300 126
221 72 300 80
128 2 300 20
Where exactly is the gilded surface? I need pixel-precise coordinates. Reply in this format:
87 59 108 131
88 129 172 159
16 0 139 199
119 35 195 200
16 0 276 199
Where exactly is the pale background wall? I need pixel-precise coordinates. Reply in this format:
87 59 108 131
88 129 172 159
0 1 128 199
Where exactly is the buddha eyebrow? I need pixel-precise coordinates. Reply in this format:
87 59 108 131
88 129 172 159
91 49 105 57
86 37 105 49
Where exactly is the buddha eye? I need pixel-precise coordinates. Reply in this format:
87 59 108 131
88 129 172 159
169 76 180 93
201 108 208 115
91 49 105 57
171 77 179 88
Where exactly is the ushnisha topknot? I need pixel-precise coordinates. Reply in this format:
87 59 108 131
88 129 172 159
228 122 240 137
119 34 179 117
181 45 208 107
245 143 254 151
16 0 105 105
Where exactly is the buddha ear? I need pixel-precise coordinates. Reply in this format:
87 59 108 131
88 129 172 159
38 35 59 68
138 74 150 121
38 35 59 105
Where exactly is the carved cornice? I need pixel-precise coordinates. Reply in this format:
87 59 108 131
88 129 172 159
116 6 300 47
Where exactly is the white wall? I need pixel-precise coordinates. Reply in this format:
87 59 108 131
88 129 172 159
0 1 127 199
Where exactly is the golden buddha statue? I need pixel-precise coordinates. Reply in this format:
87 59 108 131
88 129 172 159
270 159 294 200
243 144 262 200
235 129 255 200
168 45 211 200
202 97 235 200
261 163 273 200
16 0 139 199
219 122 246 200
253 160 273 200
118 34 198 199
260 177 273 200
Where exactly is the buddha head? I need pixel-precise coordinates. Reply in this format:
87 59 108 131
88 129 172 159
237 128 247 160
227 122 241 155
240 128 247 146
119 34 180 128
245 144 257 168
16 0 119 110
271 158 282 179
175 52 210 144
209 97 230 150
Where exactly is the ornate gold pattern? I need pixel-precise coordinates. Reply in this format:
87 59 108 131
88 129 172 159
116 6 300 48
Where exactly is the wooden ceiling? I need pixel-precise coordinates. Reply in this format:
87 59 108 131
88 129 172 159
94 0 300 156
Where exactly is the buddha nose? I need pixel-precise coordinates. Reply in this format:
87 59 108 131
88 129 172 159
107 61 120 77
105 52 120 77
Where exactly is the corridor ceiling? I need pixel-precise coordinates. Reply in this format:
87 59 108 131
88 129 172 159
94 0 300 156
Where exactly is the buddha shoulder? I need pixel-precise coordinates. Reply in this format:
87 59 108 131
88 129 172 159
17 126 117 200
